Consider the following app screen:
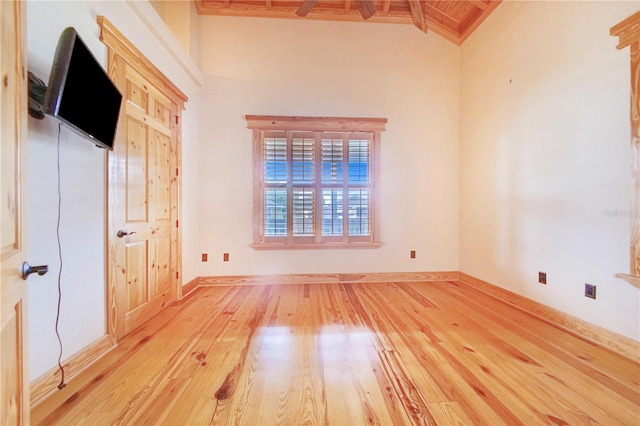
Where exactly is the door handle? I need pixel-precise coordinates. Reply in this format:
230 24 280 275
21 262 49 280
116 230 136 238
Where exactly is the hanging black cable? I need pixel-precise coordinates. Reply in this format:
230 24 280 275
55 123 66 390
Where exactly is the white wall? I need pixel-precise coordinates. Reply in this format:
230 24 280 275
26 0 201 380
460 1 640 340
197 16 460 276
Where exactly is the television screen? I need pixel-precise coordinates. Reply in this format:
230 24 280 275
44 27 122 150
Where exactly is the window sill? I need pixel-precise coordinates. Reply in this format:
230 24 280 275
251 242 384 250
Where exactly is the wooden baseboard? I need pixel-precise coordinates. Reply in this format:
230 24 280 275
30 334 113 408
180 276 200 299
458 272 640 363
199 271 459 286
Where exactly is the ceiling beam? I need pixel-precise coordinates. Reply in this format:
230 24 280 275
408 1 428 33
296 0 317 17
344 0 352 14
382 0 391 16
354 0 376 20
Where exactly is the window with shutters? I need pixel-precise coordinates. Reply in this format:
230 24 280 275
247 116 386 249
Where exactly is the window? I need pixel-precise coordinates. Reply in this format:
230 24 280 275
247 116 386 249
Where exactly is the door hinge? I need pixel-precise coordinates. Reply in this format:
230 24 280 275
175 115 179 125
176 168 179 177
176 271 179 279
176 220 179 228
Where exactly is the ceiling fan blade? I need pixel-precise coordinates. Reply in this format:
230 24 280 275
355 0 376 20
296 0 318 17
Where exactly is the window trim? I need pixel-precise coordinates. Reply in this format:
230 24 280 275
247 115 386 250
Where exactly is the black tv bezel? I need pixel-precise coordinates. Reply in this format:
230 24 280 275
43 27 122 151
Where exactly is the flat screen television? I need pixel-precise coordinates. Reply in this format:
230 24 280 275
44 27 122 151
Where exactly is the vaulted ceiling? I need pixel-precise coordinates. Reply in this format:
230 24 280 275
195 0 502 45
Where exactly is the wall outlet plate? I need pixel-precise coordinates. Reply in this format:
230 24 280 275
202 253 208 262
538 272 547 285
585 283 596 299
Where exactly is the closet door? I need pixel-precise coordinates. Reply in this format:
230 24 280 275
112 63 179 336
98 17 186 340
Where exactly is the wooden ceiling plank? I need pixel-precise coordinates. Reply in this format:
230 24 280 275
408 1 428 33
469 0 488 11
430 0 457 16
296 0 317 17
196 0 500 44
382 0 391 16
459 0 501 43
354 0 377 20
427 0 468 22
423 2 460 32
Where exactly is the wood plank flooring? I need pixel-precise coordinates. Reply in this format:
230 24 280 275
34 281 640 425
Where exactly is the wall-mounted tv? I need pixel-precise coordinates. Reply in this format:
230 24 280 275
44 27 122 151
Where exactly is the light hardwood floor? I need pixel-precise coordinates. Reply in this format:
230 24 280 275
33 281 640 425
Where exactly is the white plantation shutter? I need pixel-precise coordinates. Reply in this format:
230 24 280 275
348 189 370 236
264 188 287 237
292 136 314 184
293 187 315 236
263 133 288 238
322 189 343 236
348 138 370 184
264 136 287 184
321 138 344 184
348 137 371 237
248 116 385 248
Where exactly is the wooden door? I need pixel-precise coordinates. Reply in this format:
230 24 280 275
114 64 177 336
99 18 186 340
1 0 29 424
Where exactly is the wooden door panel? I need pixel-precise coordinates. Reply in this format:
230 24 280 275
151 236 171 297
126 117 148 223
151 130 171 221
0 130 19 256
1 302 24 425
0 0 20 259
125 241 148 312
126 79 148 112
152 96 170 125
